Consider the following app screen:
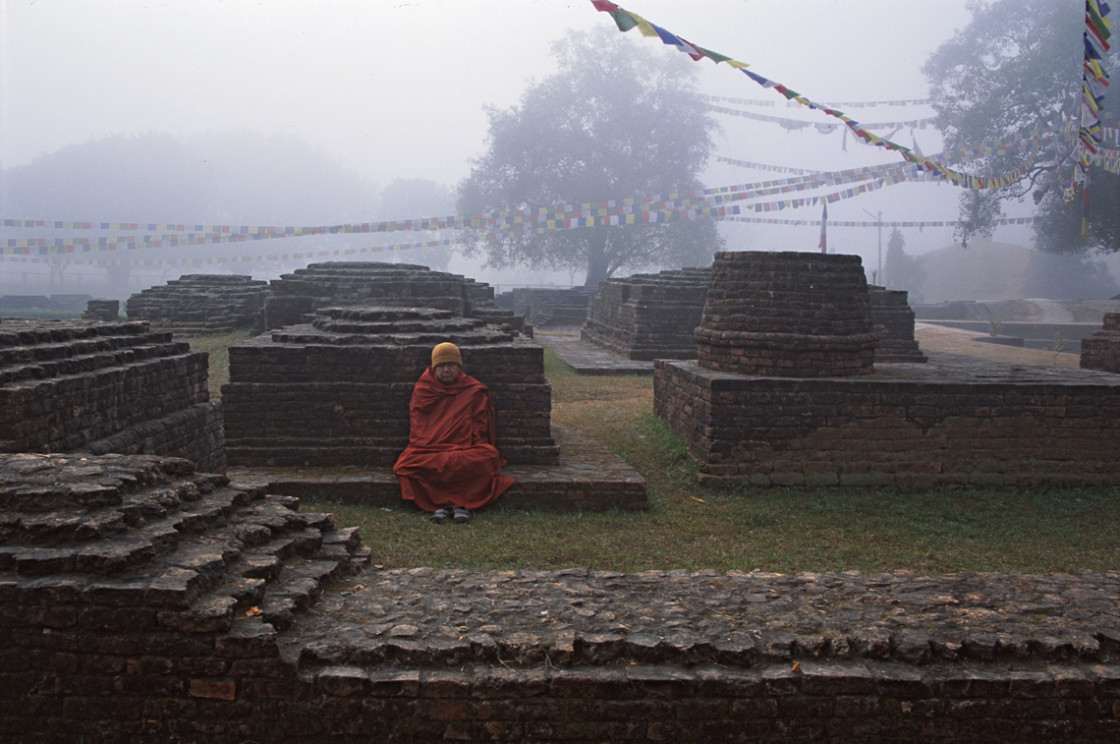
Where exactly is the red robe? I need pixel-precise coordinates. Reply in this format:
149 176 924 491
393 367 515 511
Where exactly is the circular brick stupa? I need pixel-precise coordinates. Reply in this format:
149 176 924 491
695 251 877 377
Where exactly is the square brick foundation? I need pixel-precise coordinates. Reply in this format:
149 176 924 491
655 353 1120 487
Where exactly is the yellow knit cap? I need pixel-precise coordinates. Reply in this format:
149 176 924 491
431 342 463 367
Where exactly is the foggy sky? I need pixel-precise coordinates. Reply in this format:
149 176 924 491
2 1 969 180
4 0 1040 271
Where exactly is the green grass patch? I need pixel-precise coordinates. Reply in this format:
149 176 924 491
187 332 1120 574
180 329 255 400
308 480 1120 575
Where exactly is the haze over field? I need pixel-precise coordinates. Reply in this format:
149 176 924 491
2 0 1112 295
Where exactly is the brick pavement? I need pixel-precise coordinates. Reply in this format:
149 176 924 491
287 566 1120 670
535 329 654 374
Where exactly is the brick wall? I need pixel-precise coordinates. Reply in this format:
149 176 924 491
223 307 558 467
869 285 926 363
654 357 1120 487
261 262 521 332
696 252 878 377
5 453 1120 743
1080 312 1120 373
0 319 223 471
502 286 594 328
125 274 268 334
581 267 711 360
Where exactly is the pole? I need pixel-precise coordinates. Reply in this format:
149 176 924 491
877 210 882 285
861 209 883 285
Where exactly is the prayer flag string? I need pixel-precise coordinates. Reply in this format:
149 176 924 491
1065 0 1113 201
590 0 1110 193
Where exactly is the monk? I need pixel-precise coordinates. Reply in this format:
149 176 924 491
393 342 515 524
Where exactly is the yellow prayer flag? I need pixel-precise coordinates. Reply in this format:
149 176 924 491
627 12 660 38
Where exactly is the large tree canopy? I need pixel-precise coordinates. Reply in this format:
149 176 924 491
457 28 723 287
923 0 1119 253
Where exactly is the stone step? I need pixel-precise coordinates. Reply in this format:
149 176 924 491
0 319 157 347
0 330 174 366
0 339 189 386
282 566 1120 685
1 451 370 640
227 426 647 512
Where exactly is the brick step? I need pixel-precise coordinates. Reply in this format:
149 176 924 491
1 451 369 637
256 557 345 631
0 480 252 576
8 482 233 543
0 340 190 386
99 506 363 633
227 425 647 511
0 329 174 366
0 520 184 576
0 319 156 347
215 523 369 632
225 443 565 470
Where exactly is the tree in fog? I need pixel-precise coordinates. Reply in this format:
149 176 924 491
458 28 722 287
883 227 926 301
923 0 1120 253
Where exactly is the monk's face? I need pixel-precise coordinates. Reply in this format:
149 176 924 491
434 362 462 386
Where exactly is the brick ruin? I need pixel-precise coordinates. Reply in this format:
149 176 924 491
222 305 558 469
577 265 922 367
498 286 596 328
261 261 519 332
0 319 224 472
655 250 1120 487
5 452 1120 743
82 298 121 321
8 259 1120 741
1080 312 1120 373
125 274 269 334
0 451 369 743
580 267 712 360
869 285 926 363
0 293 94 315
220 261 652 512
695 252 877 377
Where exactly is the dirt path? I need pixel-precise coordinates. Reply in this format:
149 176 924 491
914 322 1080 369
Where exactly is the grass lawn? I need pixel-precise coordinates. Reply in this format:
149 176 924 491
181 329 255 400
289 346 1120 575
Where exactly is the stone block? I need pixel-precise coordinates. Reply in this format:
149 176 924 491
581 267 711 360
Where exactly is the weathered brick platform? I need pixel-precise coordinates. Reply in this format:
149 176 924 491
0 451 369 744
499 286 596 328
1081 312 1120 373
222 305 558 468
227 424 647 511
82 298 120 321
581 267 712 360
0 318 223 471
537 330 654 375
656 351 1120 487
651 250 1117 487
6 452 1120 743
125 274 269 334
262 261 520 331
